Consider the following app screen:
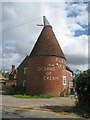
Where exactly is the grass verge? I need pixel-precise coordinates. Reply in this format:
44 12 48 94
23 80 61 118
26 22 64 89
12 94 54 99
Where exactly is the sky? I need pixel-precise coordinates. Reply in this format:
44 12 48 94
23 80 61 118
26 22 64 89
0 1 88 72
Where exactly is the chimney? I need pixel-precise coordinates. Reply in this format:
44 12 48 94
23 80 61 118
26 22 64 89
12 64 15 69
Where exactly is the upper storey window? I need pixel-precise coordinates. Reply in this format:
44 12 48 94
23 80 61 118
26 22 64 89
24 68 28 74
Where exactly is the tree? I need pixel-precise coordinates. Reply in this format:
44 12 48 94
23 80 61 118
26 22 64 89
73 69 81 88
75 69 90 105
2 72 9 79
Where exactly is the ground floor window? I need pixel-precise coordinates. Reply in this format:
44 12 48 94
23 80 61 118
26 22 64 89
23 80 26 87
63 76 66 85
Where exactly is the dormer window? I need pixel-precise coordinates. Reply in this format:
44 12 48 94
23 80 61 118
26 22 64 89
24 68 28 74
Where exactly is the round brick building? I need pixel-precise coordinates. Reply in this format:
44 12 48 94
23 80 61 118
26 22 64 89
26 16 67 96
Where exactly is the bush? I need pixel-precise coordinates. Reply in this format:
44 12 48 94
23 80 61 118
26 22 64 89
75 70 89 104
75 69 90 117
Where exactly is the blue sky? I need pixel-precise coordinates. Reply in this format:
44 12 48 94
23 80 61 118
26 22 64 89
1 1 88 72
66 4 88 37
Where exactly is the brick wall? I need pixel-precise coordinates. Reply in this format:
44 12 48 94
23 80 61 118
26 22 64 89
6 80 16 86
62 69 73 92
17 56 28 88
26 56 66 96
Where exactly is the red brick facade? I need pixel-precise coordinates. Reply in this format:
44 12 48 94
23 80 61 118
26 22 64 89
27 56 66 96
17 17 73 96
6 80 17 86
17 56 28 88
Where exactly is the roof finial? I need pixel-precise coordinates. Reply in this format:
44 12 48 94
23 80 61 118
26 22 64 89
43 16 51 27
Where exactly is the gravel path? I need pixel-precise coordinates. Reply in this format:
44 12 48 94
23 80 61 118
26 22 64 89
2 95 76 108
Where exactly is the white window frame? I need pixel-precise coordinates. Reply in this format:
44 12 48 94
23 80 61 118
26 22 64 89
23 80 26 87
63 76 66 85
71 72 72 76
69 81 71 87
24 67 28 74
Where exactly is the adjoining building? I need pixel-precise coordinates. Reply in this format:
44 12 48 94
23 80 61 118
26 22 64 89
17 16 73 96
17 56 28 88
8 65 17 86
0 73 6 87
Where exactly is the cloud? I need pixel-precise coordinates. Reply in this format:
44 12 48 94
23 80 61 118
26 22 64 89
66 54 88 65
64 35 88 56
67 64 88 72
2 2 88 72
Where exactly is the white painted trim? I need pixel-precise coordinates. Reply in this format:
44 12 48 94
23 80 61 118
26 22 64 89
63 76 66 85
24 67 28 74
23 80 26 87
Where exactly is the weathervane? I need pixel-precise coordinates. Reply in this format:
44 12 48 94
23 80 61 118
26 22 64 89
37 16 51 27
37 24 44 26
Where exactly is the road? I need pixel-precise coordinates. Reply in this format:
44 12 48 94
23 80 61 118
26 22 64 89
0 87 84 119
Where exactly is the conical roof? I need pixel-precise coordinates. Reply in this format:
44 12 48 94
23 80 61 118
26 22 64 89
30 17 65 59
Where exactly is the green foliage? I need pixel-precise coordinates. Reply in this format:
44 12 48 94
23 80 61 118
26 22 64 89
2 72 9 79
74 69 90 117
75 69 90 117
12 94 53 99
73 69 81 88
75 69 89 104
2 83 4 87
66 90 70 96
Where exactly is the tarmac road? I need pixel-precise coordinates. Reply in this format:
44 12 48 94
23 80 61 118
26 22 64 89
2 106 77 118
0 87 84 119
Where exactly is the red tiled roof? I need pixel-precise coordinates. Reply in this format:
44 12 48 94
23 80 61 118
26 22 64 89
29 26 66 59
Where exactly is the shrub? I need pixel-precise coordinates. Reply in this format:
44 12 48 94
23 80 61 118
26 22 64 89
75 70 89 105
75 69 90 117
